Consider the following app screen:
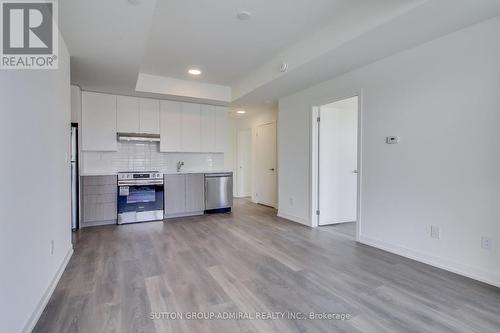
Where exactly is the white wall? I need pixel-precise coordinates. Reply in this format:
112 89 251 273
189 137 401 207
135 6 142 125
0 35 72 332
278 16 500 286
70 85 81 124
136 73 232 103
228 108 278 202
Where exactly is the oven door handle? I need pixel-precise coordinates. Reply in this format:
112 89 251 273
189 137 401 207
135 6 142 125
118 180 164 186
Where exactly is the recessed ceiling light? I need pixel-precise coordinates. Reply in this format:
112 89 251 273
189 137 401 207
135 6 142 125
236 110 246 114
128 0 142 6
237 11 251 21
188 68 201 76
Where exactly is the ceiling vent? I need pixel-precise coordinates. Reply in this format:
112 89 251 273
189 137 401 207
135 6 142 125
237 11 251 20
279 63 289 73
128 0 142 5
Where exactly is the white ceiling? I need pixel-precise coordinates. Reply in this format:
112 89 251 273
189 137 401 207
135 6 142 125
60 0 157 95
60 0 500 107
141 0 356 86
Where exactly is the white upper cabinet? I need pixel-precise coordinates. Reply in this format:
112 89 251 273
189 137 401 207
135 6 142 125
181 102 201 152
82 91 228 153
82 92 117 151
139 98 160 134
117 97 159 134
160 100 182 152
200 105 216 152
215 106 229 152
116 96 139 133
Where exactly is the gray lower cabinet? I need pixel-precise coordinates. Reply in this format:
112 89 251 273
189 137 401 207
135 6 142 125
81 175 117 227
186 173 205 212
164 174 186 215
164 173 205 218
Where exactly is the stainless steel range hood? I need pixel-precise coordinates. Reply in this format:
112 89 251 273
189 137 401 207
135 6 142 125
117 133 160 142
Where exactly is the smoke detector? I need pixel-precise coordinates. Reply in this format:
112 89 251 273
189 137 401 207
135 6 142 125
279 63 289 73
237 11 252 20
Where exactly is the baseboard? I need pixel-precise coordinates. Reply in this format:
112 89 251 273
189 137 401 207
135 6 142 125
23 246 74 333
277 211 311 227
358 235 500 288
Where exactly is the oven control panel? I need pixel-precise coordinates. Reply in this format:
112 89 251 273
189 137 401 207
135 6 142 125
118 172 163 180
133 173 150 179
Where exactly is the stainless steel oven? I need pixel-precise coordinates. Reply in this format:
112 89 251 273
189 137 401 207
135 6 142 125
117 171 164 224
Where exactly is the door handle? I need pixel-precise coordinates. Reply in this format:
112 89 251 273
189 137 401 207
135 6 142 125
353 170 358 174
269 168 275 171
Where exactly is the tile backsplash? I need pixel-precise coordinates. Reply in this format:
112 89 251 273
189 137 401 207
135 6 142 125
82 141 225 174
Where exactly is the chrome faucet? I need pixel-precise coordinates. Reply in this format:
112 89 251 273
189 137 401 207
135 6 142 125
176 161 184 172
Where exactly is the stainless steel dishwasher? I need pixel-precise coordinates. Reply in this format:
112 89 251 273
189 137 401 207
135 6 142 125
205 172 233 213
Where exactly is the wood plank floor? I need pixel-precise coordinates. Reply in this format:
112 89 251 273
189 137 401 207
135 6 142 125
34 199 500 333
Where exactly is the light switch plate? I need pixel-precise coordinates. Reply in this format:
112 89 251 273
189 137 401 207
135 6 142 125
481 236 491 250
386 136 400 144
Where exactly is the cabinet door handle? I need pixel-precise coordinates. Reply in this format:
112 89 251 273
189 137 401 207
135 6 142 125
269 168 275 171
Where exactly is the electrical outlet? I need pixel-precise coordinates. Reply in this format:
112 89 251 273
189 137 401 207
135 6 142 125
51 240 54 255
481 236 491 250
430 226 440 239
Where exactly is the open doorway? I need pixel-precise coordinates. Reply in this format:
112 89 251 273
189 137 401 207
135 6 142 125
312 96 360 238
236 128 252 198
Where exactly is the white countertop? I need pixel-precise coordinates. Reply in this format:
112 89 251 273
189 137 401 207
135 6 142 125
81 170 233 177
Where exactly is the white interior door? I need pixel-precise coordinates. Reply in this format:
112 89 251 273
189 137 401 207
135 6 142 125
237 129 252 197
256 122 277 207
319 98 358 225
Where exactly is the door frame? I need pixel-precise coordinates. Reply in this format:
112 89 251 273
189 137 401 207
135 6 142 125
310 90 363 241
71 123 80 230
255 121 278 208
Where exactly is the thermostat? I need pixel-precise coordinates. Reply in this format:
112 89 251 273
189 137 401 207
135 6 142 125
386 136 400 144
